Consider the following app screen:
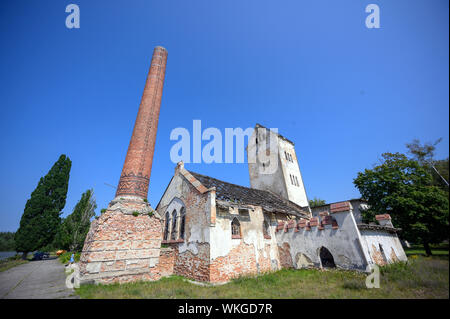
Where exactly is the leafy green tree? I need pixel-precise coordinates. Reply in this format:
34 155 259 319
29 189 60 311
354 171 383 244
309 197 326 208
54 189 96 251
354 152 449 256
14 155 72 258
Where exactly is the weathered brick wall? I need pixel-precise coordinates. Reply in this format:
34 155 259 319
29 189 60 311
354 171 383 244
79 198 163 284
209 242 258 283
173 243 210 282
157 170 213 282
278 242 294 268
156 247 175 277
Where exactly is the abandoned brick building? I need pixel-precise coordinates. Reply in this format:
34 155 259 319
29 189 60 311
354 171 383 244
78 46 407 285
154 125 407 283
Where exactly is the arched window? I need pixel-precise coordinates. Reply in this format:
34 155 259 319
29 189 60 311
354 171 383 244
171 210 178 240
163 212 170 241
231 218 241 239
179 207 186 240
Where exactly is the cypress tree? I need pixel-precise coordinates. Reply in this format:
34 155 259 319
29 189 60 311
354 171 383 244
15 155 72 258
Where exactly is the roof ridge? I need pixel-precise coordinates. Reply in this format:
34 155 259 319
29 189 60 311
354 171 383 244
188 170 309 216
188 170 256 192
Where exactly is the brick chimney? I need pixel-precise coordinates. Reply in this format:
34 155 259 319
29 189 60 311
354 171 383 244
116 46 168 199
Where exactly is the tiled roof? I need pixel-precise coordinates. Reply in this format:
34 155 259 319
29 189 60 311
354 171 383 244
188 171 309 217
357 224 401 234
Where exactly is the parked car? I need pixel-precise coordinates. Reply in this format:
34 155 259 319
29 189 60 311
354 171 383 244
32 251 50 260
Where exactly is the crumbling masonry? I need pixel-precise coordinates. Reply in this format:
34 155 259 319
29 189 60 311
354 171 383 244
79 47 407 284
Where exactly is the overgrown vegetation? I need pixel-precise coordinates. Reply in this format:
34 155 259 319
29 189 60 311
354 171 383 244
0 232 15 251
58 251 81 264
76 255 448 299
308 197 326 208
0 254 29 272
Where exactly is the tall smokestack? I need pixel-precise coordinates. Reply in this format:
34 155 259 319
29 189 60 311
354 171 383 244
116 46 168 198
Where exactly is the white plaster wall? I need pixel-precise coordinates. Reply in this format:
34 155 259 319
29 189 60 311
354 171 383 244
248 128 288 201
359 230 408 264
350 200 369 224
276 211 369 270
278 138 309 208
209 206 279 267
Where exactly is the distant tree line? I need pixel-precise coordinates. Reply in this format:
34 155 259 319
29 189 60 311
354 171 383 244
0 232 16 251
14 155 97 259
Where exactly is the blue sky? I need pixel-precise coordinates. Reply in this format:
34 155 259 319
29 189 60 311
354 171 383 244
0 0 448 232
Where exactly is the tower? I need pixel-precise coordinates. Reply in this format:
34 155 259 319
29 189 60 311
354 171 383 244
247 124 310 210
78 47 168 284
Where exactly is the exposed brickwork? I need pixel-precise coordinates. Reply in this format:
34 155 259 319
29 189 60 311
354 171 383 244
375 214 391 220
78 198 162 284
370 244 387 266
390 247 399 262
330 201 351 213
157 247 175 277
116 46 168 198
173 243 210 282
309 217 319 227
210 242 258 283
277 242 294 268
276 221 285 232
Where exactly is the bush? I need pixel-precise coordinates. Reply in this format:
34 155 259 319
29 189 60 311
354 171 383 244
59 251 81 264
132 211 139 217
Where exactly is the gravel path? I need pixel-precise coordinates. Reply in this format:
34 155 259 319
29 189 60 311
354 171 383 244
0 258 79 299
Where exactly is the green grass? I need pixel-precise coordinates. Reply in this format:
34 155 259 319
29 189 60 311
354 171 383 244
404 243 449 257
0 255 29 272
76 255 448 299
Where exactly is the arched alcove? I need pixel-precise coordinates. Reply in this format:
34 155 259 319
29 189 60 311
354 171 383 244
319 246 336 268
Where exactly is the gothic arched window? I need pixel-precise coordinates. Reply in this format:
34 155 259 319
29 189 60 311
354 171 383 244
163 212 170 241
231 218 241 239
171 210 178 240
179 207 186 240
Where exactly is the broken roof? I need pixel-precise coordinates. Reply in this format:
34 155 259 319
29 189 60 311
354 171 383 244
357 224 401 234
188 171 309 218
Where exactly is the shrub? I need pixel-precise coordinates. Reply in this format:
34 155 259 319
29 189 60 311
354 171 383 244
100 208 107 214
132 211 139 217
59 251 81 264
